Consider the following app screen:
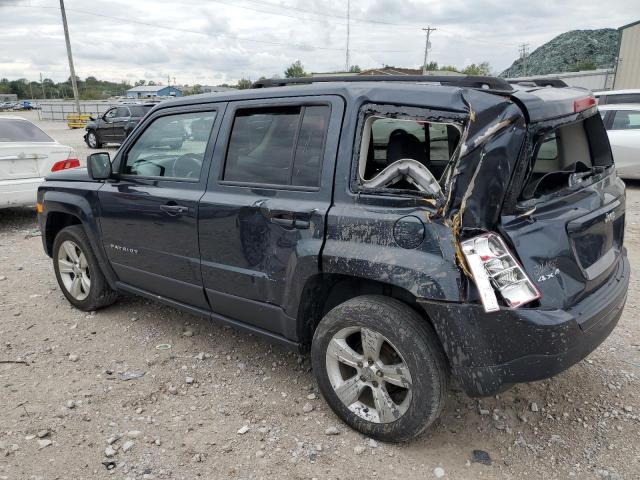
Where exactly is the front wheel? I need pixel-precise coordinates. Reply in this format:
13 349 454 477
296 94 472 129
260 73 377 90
53 225 117 311
85 130 101 148
311 295 449 442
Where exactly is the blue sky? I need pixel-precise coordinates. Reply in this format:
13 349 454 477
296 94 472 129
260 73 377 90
1 0 639 85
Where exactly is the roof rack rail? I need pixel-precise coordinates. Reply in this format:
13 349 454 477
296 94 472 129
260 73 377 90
252 75 514 91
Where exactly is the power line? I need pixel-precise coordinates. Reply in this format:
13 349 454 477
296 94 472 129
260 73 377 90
4 4 421 54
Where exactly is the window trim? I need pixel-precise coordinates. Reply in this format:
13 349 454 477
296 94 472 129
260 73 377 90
219 101 332 191
117 107 219 183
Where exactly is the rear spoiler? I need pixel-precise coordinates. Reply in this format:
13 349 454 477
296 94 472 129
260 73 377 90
511 87 597 122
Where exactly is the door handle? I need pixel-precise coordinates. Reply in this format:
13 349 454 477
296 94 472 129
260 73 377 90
160 204 188 215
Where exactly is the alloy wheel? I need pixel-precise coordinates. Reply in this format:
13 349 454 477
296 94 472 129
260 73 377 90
57 240 91 301
325 326 413 423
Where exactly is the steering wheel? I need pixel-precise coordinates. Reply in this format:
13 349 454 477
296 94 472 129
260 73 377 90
172 153 202 179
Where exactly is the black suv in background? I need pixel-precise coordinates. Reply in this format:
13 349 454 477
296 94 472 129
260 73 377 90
84 104 154 148
38 76 628 442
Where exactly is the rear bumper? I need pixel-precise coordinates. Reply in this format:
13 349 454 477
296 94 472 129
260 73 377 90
0 178 43 208
419 252 629 397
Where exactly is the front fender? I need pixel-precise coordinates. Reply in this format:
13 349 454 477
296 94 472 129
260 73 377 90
39 185 117 289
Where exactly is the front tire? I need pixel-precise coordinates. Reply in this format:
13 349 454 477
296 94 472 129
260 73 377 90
311 295 449 442
53 225 117 311
85 130 101 148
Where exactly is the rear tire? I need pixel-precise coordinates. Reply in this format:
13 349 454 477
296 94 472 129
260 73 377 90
311 295 449 442
86 130 101 148
53 225 117 311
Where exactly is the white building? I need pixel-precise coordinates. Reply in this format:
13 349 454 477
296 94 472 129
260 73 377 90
614 20 640 89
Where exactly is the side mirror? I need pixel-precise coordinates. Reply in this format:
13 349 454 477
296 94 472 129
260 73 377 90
87 152 112 180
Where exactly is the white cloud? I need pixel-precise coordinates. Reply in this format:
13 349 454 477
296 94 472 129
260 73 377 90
0 0 638 84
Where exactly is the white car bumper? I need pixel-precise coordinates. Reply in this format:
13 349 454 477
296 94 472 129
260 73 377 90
0 177 43 208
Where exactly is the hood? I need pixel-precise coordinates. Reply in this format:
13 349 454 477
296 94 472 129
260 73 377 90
45 167 93 182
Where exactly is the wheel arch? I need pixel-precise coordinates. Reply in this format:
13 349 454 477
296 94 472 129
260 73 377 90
296 273 439 350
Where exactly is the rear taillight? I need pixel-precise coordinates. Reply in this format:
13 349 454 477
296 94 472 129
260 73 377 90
461 233 541 313
573 96 596 113
51 158 80 172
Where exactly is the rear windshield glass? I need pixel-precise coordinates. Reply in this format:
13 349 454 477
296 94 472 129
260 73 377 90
0 119 53 142
520 114 613 200
129 106 152 117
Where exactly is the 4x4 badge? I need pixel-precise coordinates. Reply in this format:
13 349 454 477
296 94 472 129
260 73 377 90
604 211 616 224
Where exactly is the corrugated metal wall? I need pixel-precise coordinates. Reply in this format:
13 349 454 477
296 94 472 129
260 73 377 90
614 23 640 89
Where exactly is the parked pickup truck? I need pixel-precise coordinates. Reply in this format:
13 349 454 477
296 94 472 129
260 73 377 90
37 75 629 442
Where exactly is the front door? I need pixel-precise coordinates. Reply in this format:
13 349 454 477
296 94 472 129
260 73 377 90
112 106 131 142
101 108 118 142
198 96 344 338
98 105 224 309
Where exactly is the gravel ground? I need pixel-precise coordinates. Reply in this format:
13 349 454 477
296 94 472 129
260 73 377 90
1 112 639 480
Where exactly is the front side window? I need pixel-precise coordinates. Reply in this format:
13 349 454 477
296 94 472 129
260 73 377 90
223 105 330 187
0 119 53 142
611 110 640 130
104 108 117 120
123 111 216 180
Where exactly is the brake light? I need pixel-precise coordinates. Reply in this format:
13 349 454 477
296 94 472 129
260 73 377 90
51 158 80 172
461 233 541 313
573 96 596 113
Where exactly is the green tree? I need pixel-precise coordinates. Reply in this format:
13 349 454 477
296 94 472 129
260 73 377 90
135 79 146 86
284 60 308 78
439 65 460 72
237 78 252 89
348 65 362 73
568 61 597 72
148 80 156 86
462 62 492 76
424 61 438 71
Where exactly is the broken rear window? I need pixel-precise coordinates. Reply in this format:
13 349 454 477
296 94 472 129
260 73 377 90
520 114 613 200
356 110 461 197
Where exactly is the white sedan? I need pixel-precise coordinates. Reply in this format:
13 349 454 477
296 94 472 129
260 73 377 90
0 115 79 209
599 104 640 180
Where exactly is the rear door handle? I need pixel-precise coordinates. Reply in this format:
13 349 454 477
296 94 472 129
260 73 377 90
160 204 188 215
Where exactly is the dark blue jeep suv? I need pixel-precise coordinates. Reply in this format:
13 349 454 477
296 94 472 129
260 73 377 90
37 76 629 442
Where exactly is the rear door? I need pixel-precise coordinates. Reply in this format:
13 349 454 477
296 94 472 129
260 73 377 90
501 112 625 315
98 105 223 309
198 96 343 338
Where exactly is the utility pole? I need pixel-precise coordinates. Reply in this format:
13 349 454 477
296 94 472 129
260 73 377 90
519 43 530 77
39 73 46 99
168 74 171 86
28 81 33 100
422 26 436 75
345 0 350 72
59 0 81 114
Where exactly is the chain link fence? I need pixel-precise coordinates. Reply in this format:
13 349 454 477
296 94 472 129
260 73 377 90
37 101 120 121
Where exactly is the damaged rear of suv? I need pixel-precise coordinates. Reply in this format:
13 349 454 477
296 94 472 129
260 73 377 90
297 76 628 441
38 75 628 443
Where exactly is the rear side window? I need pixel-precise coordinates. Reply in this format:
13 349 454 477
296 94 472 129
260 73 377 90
356 110 461 196
604 93 640 104
223 105 330 187
0 119 53 142
129 106 151 117
116 107 130 117
521 115 613 200
610 110 640 130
